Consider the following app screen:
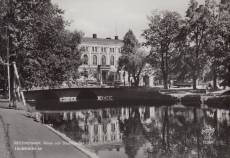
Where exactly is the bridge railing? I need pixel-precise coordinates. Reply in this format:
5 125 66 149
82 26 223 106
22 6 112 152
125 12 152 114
24 81 106 90
23 80 124 91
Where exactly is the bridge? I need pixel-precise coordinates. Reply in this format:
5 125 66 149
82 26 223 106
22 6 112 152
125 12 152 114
23 87 174 103
23 87 125 101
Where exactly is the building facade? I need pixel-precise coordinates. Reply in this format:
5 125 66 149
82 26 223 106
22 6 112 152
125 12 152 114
78 34 126 83
78 34 155 86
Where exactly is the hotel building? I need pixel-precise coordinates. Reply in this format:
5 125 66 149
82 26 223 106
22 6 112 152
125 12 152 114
78 34 127 83
78 34 154 86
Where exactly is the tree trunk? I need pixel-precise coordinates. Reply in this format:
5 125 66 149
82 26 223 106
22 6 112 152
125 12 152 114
2 66 7 96
128 71 131 86
213 76 217 90
163 74 168 89
192 71 196 90
212 64 218 90
134 76 139 87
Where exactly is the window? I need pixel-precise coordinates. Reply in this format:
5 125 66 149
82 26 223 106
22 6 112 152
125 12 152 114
93 55 97 65
94 125 98 134
101 47 103 52
110 56 114 65
83 54 88 65
102 124 107 134
86 47 88 51
110 48 114 52
95 47 97 52
111 123 115 132
92 47 94 52
104 47 106 52
101 55 106 65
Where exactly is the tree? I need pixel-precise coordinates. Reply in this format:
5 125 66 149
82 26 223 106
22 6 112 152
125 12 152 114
118 48 147 87
189 0 230 89
0 0 84 91
179 0 218 90
118 29 146 87
142 10 182 89
201 0 229 89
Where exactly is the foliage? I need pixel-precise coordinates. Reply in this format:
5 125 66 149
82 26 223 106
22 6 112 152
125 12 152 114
142 10 182 89
118 29 146 87
0 0 84 89
142 0 230 89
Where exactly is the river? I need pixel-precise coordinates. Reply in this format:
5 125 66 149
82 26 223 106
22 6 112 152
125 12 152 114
34 101 230 158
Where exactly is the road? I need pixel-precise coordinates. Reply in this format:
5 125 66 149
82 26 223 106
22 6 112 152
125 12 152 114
0 108 92 158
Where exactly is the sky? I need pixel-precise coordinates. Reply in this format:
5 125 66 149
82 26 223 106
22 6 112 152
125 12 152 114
51 0 207 42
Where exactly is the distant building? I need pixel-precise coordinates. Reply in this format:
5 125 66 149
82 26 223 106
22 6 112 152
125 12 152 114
78 34 155 86
78 34 126 83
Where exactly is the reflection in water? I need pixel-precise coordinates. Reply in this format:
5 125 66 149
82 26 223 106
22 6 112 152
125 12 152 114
37 104 230 158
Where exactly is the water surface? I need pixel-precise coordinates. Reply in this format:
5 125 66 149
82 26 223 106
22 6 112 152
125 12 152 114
37 103 230 158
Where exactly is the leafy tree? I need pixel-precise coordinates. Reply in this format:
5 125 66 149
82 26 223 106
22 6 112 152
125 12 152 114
173 0 211 90
0 0 84 91
142 10 182 89
118 29 146 87
201 0 229 89
192 0 230 89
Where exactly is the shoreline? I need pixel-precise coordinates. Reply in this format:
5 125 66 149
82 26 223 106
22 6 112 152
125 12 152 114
0 105 93 158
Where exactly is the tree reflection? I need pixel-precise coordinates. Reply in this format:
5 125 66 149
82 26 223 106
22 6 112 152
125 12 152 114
123 107 145 158
39 106 230 158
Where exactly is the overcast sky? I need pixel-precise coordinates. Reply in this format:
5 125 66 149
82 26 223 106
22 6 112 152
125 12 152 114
51 0 207 42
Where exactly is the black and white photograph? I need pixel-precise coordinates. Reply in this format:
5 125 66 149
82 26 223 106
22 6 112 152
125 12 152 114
0 0 230 158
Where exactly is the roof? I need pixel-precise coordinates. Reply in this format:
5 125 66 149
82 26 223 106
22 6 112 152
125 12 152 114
82 37 123 46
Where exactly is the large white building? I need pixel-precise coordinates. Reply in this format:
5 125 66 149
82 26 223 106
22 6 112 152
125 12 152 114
78 34 126 83
78 34 154 86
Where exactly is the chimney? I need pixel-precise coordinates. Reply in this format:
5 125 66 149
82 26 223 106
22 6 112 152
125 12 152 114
93 34 97 38
106 37 111 39
115 36 118 40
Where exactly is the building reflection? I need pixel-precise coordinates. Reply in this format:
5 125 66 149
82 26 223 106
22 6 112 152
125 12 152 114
40 104 230 158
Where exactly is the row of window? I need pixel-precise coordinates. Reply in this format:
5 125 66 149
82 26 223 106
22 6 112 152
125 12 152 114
83 55 114 65
84 46 121 53
93 123 116 134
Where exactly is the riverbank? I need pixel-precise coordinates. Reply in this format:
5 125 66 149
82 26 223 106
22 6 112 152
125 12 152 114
0 102 98 158
162 88 230 108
